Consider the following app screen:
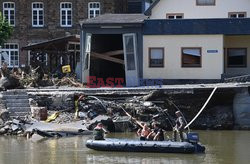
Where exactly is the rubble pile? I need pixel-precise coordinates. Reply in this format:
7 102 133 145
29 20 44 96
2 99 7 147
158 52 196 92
0 66 83 89
46 111 75 123
0 116 31 136
0 89 236 138
53 76 83 87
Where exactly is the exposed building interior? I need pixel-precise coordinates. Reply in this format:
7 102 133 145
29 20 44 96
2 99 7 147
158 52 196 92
22 35 80 75
90 34 125 85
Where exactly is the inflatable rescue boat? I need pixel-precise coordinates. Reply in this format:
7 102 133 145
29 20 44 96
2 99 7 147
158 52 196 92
86 133 205 154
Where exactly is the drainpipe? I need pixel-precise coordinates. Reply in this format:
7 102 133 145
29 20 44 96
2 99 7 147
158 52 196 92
79 21 84 83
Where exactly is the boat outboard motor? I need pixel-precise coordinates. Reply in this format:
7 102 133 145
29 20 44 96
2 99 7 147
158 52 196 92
187 132 206 153
187 132 199 144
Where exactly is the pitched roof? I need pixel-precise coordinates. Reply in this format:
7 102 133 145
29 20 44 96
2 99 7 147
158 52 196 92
80 14 148 25
22 35 80 51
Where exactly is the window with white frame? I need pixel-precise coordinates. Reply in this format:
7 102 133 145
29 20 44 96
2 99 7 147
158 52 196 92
32 2 44 27
166 13 184 19
3 2 15 26
196 0 215 6
229 12 247 18
0 43 19 67
88 2 100 18
60 2 72 27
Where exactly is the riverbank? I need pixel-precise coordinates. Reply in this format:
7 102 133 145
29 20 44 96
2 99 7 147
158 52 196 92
26 82 250 130
1 82 250 137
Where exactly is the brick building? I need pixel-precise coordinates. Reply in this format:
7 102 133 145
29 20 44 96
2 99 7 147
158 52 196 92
0 0 130 68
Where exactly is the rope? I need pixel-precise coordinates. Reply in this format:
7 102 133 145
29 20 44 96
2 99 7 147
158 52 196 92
184 87 218 129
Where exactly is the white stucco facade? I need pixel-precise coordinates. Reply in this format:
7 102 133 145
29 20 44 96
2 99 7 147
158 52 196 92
150 0 250 19
143 35 224 79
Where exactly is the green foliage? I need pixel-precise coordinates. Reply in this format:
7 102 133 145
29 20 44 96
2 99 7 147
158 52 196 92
0 12 13 46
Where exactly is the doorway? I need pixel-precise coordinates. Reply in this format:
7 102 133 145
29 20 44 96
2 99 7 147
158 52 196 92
90 34 126 86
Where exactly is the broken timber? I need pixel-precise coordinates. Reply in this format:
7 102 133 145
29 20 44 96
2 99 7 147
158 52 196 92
91 51 124 65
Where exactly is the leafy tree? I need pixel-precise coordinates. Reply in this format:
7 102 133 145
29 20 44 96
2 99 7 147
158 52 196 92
0 12 13 46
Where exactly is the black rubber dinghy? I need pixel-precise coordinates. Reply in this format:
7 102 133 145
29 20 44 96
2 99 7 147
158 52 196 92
86 138 205 154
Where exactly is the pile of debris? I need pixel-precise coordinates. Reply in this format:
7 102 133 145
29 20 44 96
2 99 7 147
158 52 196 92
0 108 31 136
0 118 30 136
52 76 83 87
0 65 83 89
0 89 234 138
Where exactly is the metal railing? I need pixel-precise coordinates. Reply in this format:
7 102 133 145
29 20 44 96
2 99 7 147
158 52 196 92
224 74 250 83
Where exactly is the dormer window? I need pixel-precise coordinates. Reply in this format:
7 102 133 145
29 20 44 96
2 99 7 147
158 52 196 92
196 0 215 6
166 13 184 19
229 12 246 18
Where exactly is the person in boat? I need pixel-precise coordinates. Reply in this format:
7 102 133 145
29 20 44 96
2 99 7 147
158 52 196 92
93 123 108 140
147 122 165 141
173 111 186 142
137 123 151 141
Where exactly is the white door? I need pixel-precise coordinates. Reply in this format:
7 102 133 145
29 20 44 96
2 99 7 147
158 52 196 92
83 33 92 83
123 33 139 87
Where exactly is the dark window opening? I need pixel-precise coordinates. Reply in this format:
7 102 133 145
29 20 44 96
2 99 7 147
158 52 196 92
197 0 216 6
229 12 246 18
227 48 247 67
166 13 184 19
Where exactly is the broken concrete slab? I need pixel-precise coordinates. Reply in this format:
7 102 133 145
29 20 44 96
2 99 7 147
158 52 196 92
25 121 90 133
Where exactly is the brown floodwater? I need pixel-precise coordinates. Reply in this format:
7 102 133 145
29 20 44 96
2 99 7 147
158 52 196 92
0 131 250 164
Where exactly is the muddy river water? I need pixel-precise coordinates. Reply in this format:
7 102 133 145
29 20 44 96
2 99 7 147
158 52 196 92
0 131 250 164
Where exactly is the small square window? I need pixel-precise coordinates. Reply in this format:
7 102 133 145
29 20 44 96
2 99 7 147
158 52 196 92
229 12 246 18
197 0 216 6
176 15 183 19
182 48 202 67
238 14 245 18
149 48 164 67
166 13 184 19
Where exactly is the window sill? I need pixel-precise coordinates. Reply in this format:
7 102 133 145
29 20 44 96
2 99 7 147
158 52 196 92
227 65 247 68
196 5 215 6
149 66 164 68
182 65 202 68
32 26 45 28
60 25 73 28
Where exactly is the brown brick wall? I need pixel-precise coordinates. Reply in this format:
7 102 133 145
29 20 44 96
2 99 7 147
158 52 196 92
0 0 126 66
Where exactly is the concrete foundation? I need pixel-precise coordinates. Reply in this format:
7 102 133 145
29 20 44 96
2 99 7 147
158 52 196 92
233 88 250 128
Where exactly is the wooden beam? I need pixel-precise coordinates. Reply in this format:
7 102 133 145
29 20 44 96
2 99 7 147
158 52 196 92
103 50 124 56
91 52 124 65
